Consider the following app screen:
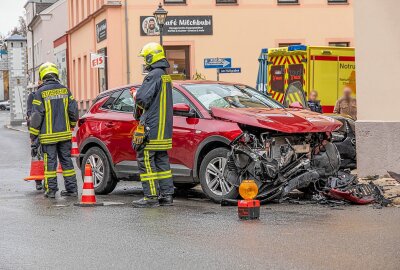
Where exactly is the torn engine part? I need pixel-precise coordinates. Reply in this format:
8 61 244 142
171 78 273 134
224 131 341 203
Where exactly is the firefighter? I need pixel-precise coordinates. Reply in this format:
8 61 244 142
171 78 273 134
132 42 174 208
29 62 79 199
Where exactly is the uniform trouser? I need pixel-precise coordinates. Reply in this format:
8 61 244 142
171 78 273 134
42 140 77 193
137 149 174 198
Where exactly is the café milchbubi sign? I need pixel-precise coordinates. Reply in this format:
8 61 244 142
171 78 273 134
140 16 213 36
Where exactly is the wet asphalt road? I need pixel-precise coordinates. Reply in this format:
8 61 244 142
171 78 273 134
0 111 399 270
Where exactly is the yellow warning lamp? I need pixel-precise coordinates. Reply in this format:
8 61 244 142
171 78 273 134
238 180 260 220
239 180 258 200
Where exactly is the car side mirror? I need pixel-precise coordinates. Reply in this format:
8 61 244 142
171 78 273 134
173 103 195 117
289 101 304 109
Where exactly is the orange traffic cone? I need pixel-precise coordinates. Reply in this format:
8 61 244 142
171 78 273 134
24 159 45 181
71 128 79 157
57 163 63 174
74 164 103 207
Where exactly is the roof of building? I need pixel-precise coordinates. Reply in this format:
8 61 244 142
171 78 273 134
5 34 27 42
24 0 59 8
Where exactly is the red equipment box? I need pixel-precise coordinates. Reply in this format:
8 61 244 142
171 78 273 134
238 199 260 220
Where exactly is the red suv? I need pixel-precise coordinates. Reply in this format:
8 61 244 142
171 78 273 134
76 81 341 202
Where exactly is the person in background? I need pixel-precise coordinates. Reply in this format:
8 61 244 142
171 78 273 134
333 86 357 120
26 81 43 191
307 90 323 113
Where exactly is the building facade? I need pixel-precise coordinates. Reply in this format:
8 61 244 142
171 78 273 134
4 35 28 125
354 0 400 177
68 0 354 110
25 0 68 87
0 48 8 101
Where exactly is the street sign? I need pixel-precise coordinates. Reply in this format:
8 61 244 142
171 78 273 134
204 58 232 69
90 53 105 68
218 68 241 74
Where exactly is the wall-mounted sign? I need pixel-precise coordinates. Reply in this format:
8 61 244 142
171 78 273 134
140 16 213 36
218 68 241 74
90 53 105 68
204 58 232 69
96 20 107 43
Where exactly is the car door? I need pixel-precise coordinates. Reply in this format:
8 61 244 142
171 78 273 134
169 88 199 176
104 89 138 166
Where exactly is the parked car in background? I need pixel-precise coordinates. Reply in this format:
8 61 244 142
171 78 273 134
76 81 342 202
0 100 10 111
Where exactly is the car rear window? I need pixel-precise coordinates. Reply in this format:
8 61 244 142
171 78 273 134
101 90 123 110
112 89 135 112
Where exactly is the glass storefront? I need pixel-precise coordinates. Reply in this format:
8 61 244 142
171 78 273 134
164 46 190 80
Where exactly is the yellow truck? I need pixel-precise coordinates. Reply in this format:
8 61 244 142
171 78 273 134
257 45 356 113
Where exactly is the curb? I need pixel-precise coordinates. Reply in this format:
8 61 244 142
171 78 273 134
4 125 29 133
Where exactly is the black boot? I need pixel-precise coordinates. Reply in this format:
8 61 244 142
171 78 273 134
132 197 159 208
44 190 56 198
60 190 78 197
159 195 174 206
35 181 43 191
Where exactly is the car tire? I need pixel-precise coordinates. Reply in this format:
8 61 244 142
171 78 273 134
174 183 198 190
81 147 117 195
199 147 238 203
0 105 5 111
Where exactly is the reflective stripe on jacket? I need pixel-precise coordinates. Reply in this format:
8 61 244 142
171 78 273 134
29 79 79 145
135 59 173 151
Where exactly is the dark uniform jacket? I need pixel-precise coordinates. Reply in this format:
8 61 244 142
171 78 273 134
308 100 322 113
29 79 79 145
26 91 35 127
135 59 173 151
27 91 35 118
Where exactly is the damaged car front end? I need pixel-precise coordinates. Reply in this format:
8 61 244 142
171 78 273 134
209 105 343 204
223 129 341 204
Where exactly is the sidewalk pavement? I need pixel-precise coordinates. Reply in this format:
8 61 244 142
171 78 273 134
4 122 29 133
359 177 400 206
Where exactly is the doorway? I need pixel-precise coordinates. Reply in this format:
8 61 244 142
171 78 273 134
164 46 190 80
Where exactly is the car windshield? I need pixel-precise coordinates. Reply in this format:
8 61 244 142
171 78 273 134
182 84 284 110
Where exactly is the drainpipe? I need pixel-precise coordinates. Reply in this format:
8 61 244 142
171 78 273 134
124 0 131 84
27 26 35 84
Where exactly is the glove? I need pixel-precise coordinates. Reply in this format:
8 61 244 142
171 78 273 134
31 143 38 158
133 124 145 145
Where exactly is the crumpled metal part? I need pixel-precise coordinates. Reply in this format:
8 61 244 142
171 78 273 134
322 171 391 206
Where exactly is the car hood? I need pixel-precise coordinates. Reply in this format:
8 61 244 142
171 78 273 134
211 107 342 133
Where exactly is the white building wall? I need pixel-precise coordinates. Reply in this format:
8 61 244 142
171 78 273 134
354 0 400 176
26 0 68 84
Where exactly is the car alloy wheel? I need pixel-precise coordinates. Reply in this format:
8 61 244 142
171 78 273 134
205 156 233 196
86 153 104 188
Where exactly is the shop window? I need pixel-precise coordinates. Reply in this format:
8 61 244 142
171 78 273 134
329 42 350 47
216 0 237 4
277 0 299 4
328 0 348 3
164 0 186 4
98 47 108 92
164 46 190 80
